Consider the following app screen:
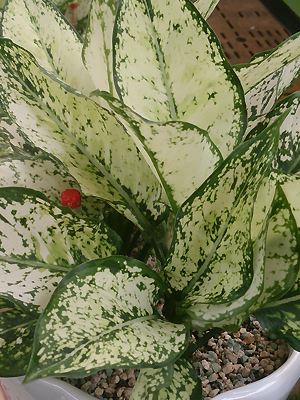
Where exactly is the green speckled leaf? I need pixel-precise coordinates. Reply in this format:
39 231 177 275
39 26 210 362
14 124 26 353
255 295 300 351
83 0 116 94
165 117 281 299
235 32 300 133
281 174 300 227
190 0 220 18
25 257 188 381
0 154 79 204
97 93 222 209
114 0 246 157
132 359 202 399
185 180 275 329
131 364 174 398
0 39 165 228
256 186 299 307
2 0 94 94
0 187 118 310
0 295 38 377
250 92 300 174
0 114 30 153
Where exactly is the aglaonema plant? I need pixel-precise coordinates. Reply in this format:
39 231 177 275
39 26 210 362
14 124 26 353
0 0 300 398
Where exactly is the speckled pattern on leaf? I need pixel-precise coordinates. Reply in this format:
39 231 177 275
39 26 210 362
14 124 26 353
26 257 188 381
255 297 300 351
236 32 300 133
96 94 222 209
255 187 299 307
132 359 202 399
114 0 246 157
83 0 117 95
250 93 300 174
0 39 166 228
165 117 281 300
2 0 94 94
0 187 118 310
0 155 79 203
0 296 38 376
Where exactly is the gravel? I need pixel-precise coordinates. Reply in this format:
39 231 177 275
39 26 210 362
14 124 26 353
65 319 289 399
192 319 289 399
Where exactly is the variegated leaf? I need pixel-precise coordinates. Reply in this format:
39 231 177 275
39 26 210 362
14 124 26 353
131 364 174 398
189 0 220 19
255 186 299 307
281 174 300 227
131 359 202 399
165 116 281 299
25 257 188 381
83 0 116 95
2 0 94 94
0 154 79 204
0 151 106 219
255 295 300 351
114 0 246 157
96 93 222 209
0 114 31 153
187 223 268 330
0 39 166 228
235 32 300 133
250 92 300 174
0 295 38 376
0 187 118 310
0 130 13 157
186 184 299 329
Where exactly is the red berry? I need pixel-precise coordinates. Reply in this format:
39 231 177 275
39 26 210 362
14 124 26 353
69 2 79 10
61 189 81 209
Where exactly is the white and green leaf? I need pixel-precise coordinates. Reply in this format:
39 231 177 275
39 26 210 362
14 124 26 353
255 186 300 307
97 93 222 209
131 358 202 399
281 174 300 227
0 295 38 376
25 256 188 381
0 114 32 153
2 0 94 94
0 39 166 228
0 154 79 204
189 0 220 19
250 92 300 174
0 187 119 310
131 364 174 398
165 116 281 298
255 294 300 351
114 0 246 157
235 32 300 133
83 0 116 95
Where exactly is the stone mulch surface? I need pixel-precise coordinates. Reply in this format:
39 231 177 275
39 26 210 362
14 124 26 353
193 319 289 399
66 320 289 399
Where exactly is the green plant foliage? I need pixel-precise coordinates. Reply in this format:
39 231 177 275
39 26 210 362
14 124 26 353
0 0 300 398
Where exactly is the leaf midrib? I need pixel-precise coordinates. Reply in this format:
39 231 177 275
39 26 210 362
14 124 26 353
0 318 37 336
0 255 69 273
143 0 177 120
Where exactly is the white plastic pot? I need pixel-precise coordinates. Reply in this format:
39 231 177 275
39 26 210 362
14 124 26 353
1 350 300 400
